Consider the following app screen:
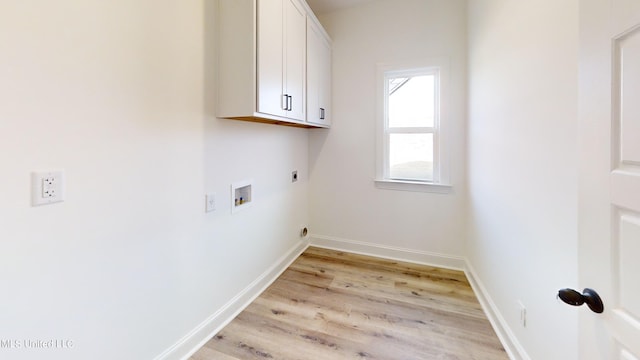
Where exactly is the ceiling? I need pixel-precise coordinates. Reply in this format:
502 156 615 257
305 0 376 14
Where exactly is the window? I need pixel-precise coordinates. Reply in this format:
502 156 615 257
376 61 451 193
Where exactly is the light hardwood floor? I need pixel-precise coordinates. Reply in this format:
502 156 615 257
191 247 508 360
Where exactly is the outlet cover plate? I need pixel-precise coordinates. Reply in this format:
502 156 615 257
31 171 65 206
205 193 216 213
517 300 527 328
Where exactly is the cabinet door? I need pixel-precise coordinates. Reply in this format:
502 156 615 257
306 20 321 124
319 34 331 126
306 19 331 126
257 0 285 117
283 0 306 121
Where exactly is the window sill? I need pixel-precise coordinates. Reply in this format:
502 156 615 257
374 179 452 194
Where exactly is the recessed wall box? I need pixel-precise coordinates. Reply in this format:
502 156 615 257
231 179 253 213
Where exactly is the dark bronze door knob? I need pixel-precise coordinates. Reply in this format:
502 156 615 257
558 288 604 314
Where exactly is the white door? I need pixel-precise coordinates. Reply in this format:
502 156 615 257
578 0 640 358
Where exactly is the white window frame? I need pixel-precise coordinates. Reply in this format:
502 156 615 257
375 60 452 193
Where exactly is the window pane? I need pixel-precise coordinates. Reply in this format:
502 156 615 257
388 75 435 128
389 133 433 181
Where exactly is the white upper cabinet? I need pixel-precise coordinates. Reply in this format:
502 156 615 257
257 0 306 121
283 0 306 121
306 17 331 127
255 0 285 118
217 0 331 128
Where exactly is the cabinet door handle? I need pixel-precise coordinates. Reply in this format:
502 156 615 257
320 108 325 120
287 95 293 111
282 94 289 111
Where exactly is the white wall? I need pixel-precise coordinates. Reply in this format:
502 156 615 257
467 0 579 359
309 0 467 261
0 1 308 359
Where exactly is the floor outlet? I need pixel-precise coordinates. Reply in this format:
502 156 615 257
31 171 65 206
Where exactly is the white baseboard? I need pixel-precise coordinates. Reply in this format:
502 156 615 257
309 234 466 271
464 261 531 360
154 239 310 360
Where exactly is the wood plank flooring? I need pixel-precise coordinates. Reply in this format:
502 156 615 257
191 247 508 360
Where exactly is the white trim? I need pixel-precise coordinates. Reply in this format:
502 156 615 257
374 179 452 193
153 239 310 360
387 126 436 134
375 58 451 189
309 234 465 271
464 260 531 360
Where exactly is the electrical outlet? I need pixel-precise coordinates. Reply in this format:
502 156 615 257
205 193 216 213
42 176 57 197
32 171 65 206
291 170 298 182
517 300 527 328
